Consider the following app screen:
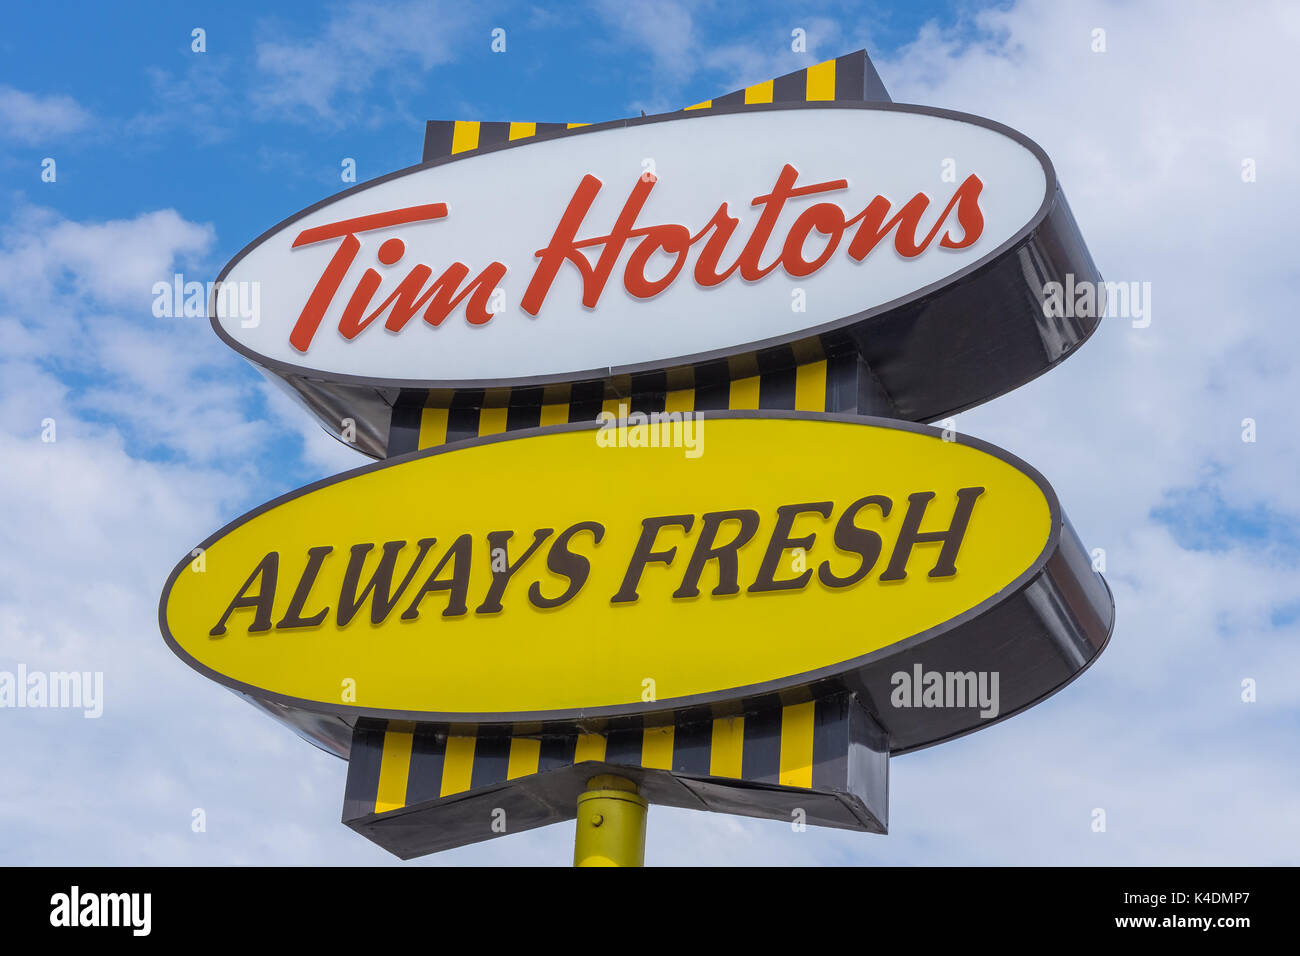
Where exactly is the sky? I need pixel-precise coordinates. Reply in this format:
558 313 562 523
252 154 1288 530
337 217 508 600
0 0 1296 866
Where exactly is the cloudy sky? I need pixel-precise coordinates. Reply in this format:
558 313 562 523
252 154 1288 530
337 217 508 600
1 0 1295 866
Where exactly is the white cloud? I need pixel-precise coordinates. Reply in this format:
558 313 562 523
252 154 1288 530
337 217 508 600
0 86 92 145
251 0 476 123
589 5 878 115
0 203 213 313
592 0 700 89
0 200 373 864
127 59 238 144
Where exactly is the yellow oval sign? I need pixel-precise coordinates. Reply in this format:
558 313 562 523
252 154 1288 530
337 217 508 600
159 413 1057 722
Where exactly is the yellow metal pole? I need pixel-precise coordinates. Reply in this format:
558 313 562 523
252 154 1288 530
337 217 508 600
573 774 648 867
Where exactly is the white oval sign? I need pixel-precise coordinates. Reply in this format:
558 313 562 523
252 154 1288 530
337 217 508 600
213 104 1050 387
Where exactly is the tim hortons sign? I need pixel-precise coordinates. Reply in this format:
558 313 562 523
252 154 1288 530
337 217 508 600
219 107 1031 383
165 51 1112 860
214 103 1102 458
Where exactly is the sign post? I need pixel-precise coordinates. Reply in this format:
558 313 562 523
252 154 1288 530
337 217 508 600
573 776 648 868
160 49 1113 865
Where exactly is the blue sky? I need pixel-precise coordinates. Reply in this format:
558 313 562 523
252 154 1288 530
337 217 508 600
1 0 1296 865
0 1 961 260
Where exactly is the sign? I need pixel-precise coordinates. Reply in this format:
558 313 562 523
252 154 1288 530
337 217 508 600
159 413 1110 749
210 96 1104 461
214 105 1048 386
162 50 1114 860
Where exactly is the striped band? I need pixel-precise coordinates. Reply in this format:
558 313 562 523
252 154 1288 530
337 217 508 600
351 700 820 818
342 690 888 855
386 349 896 457
424 50 889 162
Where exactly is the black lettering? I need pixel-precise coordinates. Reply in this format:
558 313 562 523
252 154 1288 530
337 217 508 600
748 502 832 593
673 509 760 598
879 487 984 580
529 521 605 609
476 528 554 614
276 545 334 629
818 495 891 588
210 552 278 636
610 515 694 603
401 534 473 618
337 539 437 625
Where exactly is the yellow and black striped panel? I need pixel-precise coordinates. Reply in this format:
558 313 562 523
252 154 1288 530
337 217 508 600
422 120 592 162
343 693 872 823
420 49 887 163
383 348 894 457
683 48 888 111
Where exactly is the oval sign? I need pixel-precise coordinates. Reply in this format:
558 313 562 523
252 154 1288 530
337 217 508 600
159 413 1102 729
213 104 1051 389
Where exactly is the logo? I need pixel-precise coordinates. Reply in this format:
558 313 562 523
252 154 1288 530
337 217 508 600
49 887 151 936
213 104 1050 387
284 165 986 352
